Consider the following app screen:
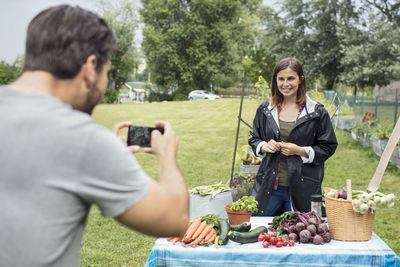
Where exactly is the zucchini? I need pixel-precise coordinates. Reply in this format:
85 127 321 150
227 226 267 244
218 218 230 245
229 221 251 232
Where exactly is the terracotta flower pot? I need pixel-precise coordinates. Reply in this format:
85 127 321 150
225 204 251 225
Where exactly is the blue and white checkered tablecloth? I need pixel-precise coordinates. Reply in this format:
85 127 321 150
145 217 399 267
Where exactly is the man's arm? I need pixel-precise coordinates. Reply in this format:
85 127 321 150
114 121 189 237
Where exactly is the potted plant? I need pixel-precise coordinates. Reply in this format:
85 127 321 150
232 145 261 175
229 172 255 202
225 195 258 225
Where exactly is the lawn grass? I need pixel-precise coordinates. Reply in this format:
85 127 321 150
81 98 399 266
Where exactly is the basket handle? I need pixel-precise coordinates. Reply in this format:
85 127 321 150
346 179 352 201
367 115 400 193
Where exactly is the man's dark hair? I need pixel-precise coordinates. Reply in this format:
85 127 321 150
24 5 116 78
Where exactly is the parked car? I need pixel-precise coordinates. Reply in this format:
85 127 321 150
188 90 221 100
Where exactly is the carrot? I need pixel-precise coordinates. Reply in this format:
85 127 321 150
191 221 207 240
200 225 213 242
188 224 213 247
214 235 220 248
172 237 182 245
183 218 201 242
188 236 203 247
202 228 215 244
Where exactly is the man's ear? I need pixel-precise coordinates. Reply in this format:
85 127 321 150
82 55 98 86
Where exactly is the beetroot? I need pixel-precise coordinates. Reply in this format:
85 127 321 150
299 229 311 243
308 217 318 225
288 233 298 241
296 222 306 232
307 224 317 236
281 234 289 240
313 235 324 245
322 232 332 243
317 223 329 234
289 225 297 233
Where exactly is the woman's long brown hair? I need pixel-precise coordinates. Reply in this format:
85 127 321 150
270 57 307 108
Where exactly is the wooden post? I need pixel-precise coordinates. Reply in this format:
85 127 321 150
228 67 247 185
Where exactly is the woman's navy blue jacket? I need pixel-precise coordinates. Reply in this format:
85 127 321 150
248 95 338 215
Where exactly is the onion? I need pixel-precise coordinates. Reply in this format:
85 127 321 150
367 200 377 210
359 203 369 214
337 189 347 199
360 192 369 202
386 193 395 203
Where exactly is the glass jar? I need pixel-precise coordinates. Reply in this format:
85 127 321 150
310 194 322 218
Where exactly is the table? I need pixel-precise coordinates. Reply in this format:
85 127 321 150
145 217 399 267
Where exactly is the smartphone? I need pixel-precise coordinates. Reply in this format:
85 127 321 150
127 125 164 147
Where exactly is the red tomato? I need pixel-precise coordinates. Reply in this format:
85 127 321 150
262 240 270 248
275 241 283 248
258 233 265 242
264 233 271 240
282 241 288 246
270 233 277 238
269 236 277 243
276 237 282 243
288 240 295 246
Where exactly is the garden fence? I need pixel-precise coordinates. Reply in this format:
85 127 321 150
324 90 400 129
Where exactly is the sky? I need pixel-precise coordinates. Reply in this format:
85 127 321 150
0 0 277 64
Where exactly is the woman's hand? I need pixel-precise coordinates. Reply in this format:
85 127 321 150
111 121 141 153
279 142 307 157
261 139 281 154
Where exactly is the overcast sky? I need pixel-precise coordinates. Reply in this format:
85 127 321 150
0 0 277 64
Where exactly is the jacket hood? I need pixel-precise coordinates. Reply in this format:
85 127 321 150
266 94 319 126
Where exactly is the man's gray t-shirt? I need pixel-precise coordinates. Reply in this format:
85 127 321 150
0 87 151 266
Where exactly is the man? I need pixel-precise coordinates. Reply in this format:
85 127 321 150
0 5 189 266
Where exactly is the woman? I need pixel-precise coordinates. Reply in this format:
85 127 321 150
249 57 337 216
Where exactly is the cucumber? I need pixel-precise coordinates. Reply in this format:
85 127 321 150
229 221 251 232
227 226 267 244
218 218 230 245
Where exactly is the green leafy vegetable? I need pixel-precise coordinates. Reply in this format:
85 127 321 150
228 195 258 213
200 214 223 236
190 182 231 198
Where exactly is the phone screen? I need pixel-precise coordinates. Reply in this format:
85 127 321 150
127 126 164 147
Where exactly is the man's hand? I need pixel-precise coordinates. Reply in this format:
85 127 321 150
115 120 189 237
143 121 178 159
111 121 140 153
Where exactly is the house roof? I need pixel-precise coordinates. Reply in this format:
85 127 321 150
124 81 147 90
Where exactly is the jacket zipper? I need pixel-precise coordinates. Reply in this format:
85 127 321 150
273 103 306 190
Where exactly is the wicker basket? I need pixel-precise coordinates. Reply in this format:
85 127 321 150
325 195 374 241
325 116 400 241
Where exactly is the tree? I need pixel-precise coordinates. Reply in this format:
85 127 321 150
140 0 261 99
0 55 24 85
259 0 371 91
97 0 141 103
339 17 400 94
364 0 400 26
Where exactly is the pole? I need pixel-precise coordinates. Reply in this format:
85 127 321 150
361 92 364 116
228 67 247 185
395 88 398 128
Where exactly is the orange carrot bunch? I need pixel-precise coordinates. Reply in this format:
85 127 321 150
167 218 220 248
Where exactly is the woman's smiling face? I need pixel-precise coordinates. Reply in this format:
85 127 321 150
276 67 301 98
